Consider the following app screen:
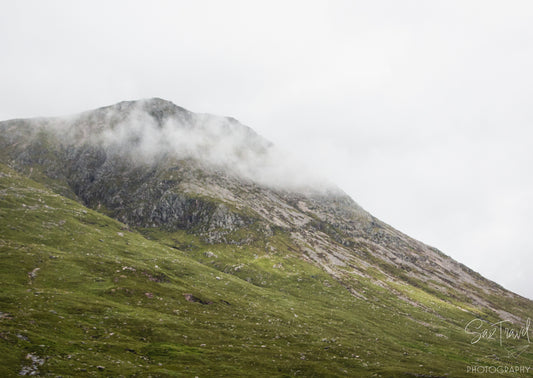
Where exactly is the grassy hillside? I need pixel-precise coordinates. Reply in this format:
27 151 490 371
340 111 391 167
1 163 532 377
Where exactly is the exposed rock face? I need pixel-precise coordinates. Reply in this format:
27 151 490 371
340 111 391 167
0 99 261 243
0 98 528 321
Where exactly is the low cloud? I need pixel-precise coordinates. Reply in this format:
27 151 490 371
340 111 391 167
62 99 335 193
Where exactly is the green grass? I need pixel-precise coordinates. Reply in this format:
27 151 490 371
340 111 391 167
1 163 532 377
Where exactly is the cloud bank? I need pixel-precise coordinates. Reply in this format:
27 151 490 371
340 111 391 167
62 99 335 194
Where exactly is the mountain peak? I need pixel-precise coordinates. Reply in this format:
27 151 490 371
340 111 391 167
102 97 193 126
0 100 532 376
0 98 332 193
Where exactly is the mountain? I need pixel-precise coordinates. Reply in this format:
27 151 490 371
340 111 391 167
0 98 531 377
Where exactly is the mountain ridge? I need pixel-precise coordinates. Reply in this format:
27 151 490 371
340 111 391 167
0 98 527 308
1 98 531 376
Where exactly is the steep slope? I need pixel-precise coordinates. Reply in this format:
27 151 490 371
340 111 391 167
1 99 532 376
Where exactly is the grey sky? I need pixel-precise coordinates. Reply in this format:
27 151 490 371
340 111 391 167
1 1 532 299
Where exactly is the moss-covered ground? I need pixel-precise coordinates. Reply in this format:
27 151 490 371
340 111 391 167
1 163 532 377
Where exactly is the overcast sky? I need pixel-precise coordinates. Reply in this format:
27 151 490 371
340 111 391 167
1 1 532 300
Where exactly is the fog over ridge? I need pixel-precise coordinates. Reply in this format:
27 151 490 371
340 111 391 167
41 98 337 193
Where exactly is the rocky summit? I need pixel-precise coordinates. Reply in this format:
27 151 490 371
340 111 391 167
0 98 532 377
